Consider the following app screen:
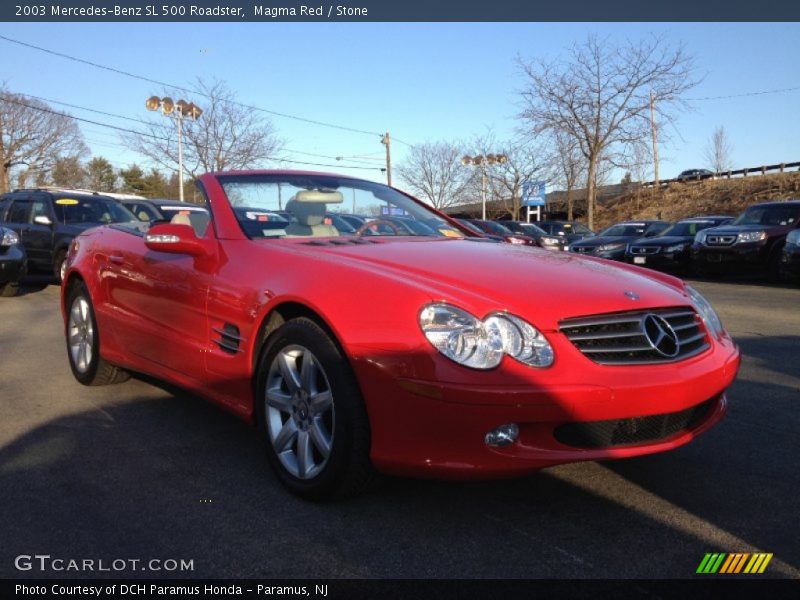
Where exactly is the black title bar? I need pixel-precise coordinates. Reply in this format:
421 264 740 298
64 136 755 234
2 0 800 22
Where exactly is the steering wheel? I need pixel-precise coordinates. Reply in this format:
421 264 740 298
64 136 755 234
355 219 406 236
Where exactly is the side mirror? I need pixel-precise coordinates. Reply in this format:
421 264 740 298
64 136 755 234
33 215 53 226
144 223 209 257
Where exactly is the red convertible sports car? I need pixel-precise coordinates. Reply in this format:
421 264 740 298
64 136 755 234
61 171 740 499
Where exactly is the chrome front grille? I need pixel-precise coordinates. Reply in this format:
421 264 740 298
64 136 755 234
705 234 736 246
629 246 660 255
560 308 710 365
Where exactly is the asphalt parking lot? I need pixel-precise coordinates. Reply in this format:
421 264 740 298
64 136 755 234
0 276 798 579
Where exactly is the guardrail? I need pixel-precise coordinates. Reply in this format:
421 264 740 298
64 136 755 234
641 161 800 188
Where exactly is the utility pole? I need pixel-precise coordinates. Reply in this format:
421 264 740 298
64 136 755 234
381 132 392 187
650 90 660 190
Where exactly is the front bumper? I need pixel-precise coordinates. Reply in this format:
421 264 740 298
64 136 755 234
0 245 27 284
352 333 740 479
626 250 689 271
691 242 769 271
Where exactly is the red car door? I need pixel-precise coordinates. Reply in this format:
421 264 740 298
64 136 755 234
103 228 211 383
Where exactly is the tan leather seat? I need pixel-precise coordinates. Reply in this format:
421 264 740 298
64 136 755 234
284 199 339 237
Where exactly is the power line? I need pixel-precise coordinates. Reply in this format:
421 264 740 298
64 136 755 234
0 34 390 138
17 90 383 164
688 85 800 101
0 94 386 172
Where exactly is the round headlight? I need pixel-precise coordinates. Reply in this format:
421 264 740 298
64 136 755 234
685 286 725 339
1 228 19 247
419 304 554 369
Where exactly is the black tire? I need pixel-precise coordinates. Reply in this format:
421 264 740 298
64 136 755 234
767 247 786 283
54 249 67 284
0 282 19 297
65 281 130 386
255 317 374 500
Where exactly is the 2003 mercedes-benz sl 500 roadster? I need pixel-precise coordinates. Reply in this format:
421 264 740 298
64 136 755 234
61 171 740 499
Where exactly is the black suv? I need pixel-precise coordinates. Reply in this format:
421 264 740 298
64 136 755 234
691 200 800 278
536 220 595 247
0 189 138 283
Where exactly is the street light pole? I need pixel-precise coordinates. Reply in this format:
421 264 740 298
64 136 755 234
176 112 185 201
146 96 202 202
461 153 507 220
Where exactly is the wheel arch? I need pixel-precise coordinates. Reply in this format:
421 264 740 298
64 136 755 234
250 300 350 378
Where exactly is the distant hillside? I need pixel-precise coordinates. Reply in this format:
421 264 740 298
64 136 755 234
593 172 800 229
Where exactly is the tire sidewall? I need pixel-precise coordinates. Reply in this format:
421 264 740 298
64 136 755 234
65 282 102 385
255 318 368 499
54 250 67 284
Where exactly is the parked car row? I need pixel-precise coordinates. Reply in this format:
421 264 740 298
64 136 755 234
0 187 210 295
559 200 800 282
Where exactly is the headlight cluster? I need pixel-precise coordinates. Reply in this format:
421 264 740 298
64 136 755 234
787 229 800 245
735 231 767 244
664 243 688 253
539 236 561 247
694 231 708 244
1 228 19 247
597 242 625 252
686 286 725 339
419 303 554 369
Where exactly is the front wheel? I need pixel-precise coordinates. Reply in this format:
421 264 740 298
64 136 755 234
255 317 373 500
65 282 130 386
54 250 67 284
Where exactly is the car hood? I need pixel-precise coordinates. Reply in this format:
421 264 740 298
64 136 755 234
271 238 690 329
705 224 783 234
630 235 692 247
572 235 638 248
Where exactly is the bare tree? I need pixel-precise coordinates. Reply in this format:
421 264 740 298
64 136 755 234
518 35 697 229
397 141 470 210
0 87 87 193
123 78 283 178
468 135 550 220
551 131 585 220
704 125 733 173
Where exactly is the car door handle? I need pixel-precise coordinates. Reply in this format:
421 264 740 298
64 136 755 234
109 254 124 265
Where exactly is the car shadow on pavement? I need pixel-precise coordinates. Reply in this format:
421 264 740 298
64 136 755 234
16 275 57 298
1 383 797 580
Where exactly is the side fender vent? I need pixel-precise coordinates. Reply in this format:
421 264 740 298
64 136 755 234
213 323 243 354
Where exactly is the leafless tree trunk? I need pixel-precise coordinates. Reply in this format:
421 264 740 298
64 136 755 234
0 87 87 193
518 35 698 229
396 141 470 210
551 131 585 220
704 125 734 173
123 78 283 179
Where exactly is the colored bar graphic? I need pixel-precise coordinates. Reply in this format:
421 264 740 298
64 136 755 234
700 552 772 574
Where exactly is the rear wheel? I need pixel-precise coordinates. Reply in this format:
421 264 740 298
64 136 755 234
255 317 373 500
66 282 130 386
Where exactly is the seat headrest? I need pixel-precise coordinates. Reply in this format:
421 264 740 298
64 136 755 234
286 199 326 226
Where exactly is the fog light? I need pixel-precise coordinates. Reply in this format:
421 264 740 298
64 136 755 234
485 423 519 447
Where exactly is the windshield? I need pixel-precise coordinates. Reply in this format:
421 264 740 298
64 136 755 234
599 223 650 237
659 220 720 237
219 174 461 239
539 222 592 236
54 196 135 224
476 220 513 236
732 205 800 227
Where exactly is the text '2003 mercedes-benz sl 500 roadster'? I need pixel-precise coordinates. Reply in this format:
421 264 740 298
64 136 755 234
61 171 740 499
